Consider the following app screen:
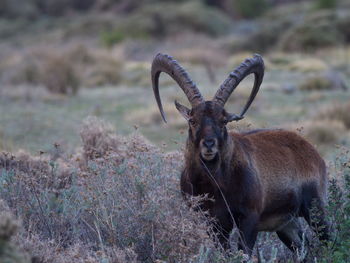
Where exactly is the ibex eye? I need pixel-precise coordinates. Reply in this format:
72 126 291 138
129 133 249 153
221 120 228 126
189 119 196 126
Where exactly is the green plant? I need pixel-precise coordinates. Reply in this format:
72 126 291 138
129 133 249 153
309 149 350 262
279 11 342 51
101 30 125 47
234 0 269 18
316 0 337 9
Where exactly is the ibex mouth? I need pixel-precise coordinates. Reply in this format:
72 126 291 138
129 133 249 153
201 152 218 161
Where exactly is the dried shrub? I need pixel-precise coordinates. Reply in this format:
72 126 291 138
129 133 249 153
299 71 347 91
0 117 221 262
40 53 80 95
0 199 30 263
0 45 125 90
288 58 328 72
317 102 350 129
84 53 123 87
4 116 332 262
290 120 345 146
80 116 124 162
268 52 295 67
0 48 81 95
0 52 41 85
125 104 187 128
300 75 334 91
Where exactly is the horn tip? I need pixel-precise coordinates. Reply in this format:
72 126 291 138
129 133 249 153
253 53 264 62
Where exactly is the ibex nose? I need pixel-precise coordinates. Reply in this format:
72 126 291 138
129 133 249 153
203 139 215 148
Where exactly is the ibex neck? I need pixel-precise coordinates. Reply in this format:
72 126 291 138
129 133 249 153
184 136 234 185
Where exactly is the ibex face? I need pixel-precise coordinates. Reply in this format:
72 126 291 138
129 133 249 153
175 101 232 161
151 53 265 154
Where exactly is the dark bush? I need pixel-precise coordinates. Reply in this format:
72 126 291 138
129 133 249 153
309 150 350 262
234 0 269 18
101 1 231 46
279 11 343 51
0 0 39 19
316 0 337 9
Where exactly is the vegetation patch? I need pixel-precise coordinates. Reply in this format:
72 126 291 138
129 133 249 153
0 199 30 263
0 117 349 262
279 11 344 51
317 102 350 129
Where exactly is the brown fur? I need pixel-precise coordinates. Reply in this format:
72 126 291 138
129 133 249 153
179 102 329 257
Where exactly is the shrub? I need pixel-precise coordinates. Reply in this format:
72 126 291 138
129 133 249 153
3 117 349 262
125 104 187 129
0 49 82 95
316 0 337 9
300 75 333 91
0 200 30 263
317 102 350 129
279 11 342 51
0 0 39 19
0 46 124 90
79 116 124 162
101 1 232 46
300 71 347 91
233 0 269 18
309 148 350 262
84 55 123 87
0 117 219 262
40 53 80 95
293 120 345 146
336 12 350 43
288 58 328 72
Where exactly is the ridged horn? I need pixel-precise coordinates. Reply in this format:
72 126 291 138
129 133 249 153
213 54 264 120
151 53 204 122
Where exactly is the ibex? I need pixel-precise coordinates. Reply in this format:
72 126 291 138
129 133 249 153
151 53 329 257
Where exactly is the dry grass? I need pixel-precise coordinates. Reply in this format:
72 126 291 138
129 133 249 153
0 117 224 263
0 199 30 263
0 45 125 91
288 119 346 147
125 104 187 129
40 53 80 95
299 72 347 91
287 58 328 72
83 52 123 88
0 116 349 262
299 75 334 91
317 102 350 129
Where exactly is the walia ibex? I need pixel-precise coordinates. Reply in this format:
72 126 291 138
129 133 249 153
151 53 329 258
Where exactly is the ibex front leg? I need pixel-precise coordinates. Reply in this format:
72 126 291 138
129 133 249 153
236 212 259 256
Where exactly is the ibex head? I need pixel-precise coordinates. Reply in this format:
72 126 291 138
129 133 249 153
151 53 264 162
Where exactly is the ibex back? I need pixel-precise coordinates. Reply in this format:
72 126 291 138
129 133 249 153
151 53 329 258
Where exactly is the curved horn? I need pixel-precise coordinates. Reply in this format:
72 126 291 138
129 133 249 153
213 54 264 120
151 53 204 122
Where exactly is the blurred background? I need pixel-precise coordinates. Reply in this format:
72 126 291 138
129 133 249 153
0 0 349 158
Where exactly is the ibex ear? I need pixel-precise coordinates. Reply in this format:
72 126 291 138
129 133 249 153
175 100 191 120
226 112 244 122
